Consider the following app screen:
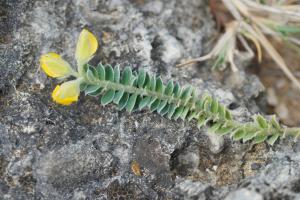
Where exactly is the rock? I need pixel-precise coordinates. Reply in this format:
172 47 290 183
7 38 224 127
1 0 299 199
174 179 211 200
225 188 263 200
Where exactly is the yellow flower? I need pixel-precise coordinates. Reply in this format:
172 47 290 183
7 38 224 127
51 79 81 105
75 29 98 66
40 53 73 78
40 29 99 105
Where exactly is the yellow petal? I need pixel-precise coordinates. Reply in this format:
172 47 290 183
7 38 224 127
75 29 98 66
40 53 73 78
51 80 81 105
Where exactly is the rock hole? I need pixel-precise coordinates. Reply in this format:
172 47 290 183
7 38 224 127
228 102 240 110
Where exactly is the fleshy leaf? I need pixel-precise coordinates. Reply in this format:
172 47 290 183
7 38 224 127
253 131 268 144
165 80 174 96
267 134 280 145
101 90 115 105
139 96 151 110
137 69 146 88
105 65 114 82
156 77 164 93
126 94 138 112
96 63 106 80
113 90 125 104
122 67 132 85
85 85 101 95
114 65 120 83
255 114 268 129
167 104 177 119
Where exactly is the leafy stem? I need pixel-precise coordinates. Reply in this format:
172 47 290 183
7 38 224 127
80 63 300 145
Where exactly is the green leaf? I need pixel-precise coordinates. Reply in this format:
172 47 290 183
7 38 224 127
143 73 151 88
210 99 219 114
165 80 174 96
137 69 146 88
167 104 177 119
114 65 120 83
173 106 184 120
105 65 114 81
190 89 197 105
197 114 208 128
101 89 115 105
118 93 129 110
144 73 151 89
215 125 233 136
270 115 281 130
85 85 102 95
149 76 156 91
113 90 125 104
122 67 132 85
132 95 142 112
86 67 98 82
195 99 204 110
187 111 198 122
255 114 268 129
139 96 151 110
82 64 89 73
218 104 226 119
267 134 280 145
232 128 246 141
149 97 157 105
275 25 300 36
131 76 137 86
253 132 268 144
180 86 192 104
157 100 168 113
225 110 232 120
243 130 259 143
160 104 170 116
88 87 103 97
204 97 212 113
126 94 138 112
201 93 211 102
150 99 160 112
208 123 222 133
96 63 106 80
155 77 164 93
180 107 190 120
80 83 88 91
173 82 181 98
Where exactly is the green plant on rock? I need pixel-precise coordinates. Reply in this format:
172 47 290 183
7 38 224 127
81 63 300 145
40 29 300 145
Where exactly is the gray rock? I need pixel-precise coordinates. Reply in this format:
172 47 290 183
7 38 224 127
1 0 299 200
225 188 263 200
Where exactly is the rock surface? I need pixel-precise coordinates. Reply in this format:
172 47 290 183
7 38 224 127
1 0 300 200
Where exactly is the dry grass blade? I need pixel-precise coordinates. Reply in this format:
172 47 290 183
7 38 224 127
178 0 300 90
242 0 300 22
226 0 300 90
176 54 212 67
241 31 263 62
251 24 300 90
177 22 239 68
